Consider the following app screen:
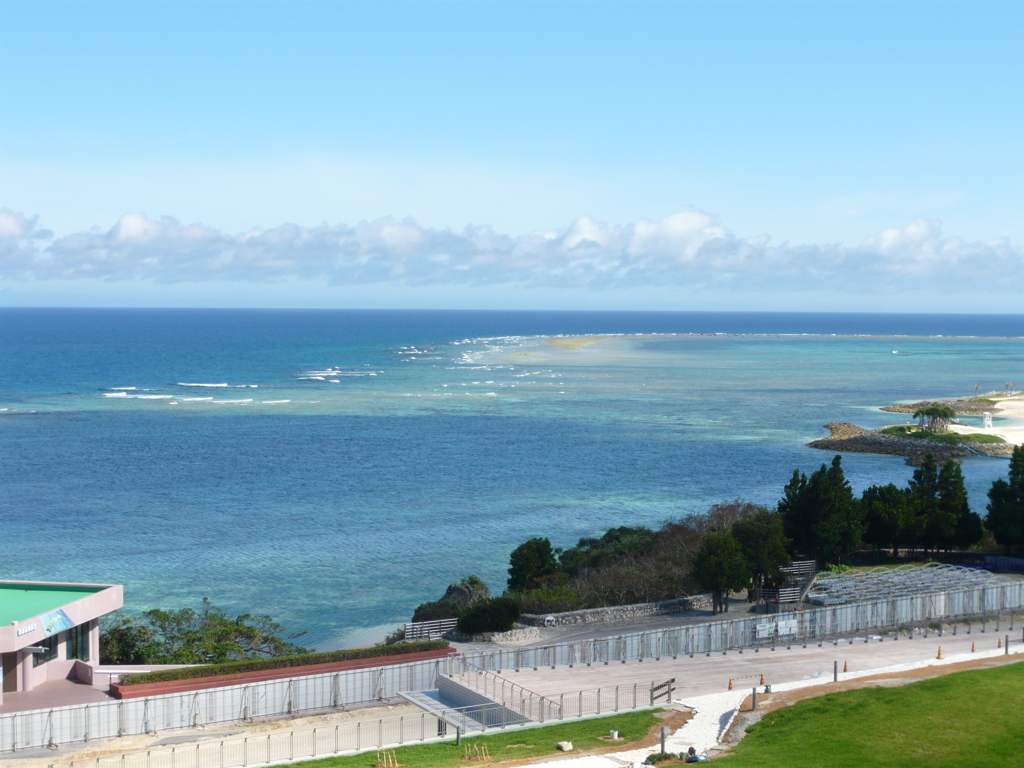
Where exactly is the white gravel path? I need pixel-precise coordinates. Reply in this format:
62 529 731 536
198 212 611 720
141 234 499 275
526 643 1024 768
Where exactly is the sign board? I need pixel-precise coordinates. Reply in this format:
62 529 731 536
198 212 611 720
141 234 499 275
777 619 799 636
41 609 74 638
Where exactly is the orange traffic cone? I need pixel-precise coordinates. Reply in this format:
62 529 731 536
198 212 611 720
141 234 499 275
843 661 848 673
728 678 733 690
937 646 943 659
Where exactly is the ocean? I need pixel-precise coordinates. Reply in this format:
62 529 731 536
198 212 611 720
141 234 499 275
1 308 1022 649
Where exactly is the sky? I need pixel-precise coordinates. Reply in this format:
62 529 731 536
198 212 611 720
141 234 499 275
1 0 1022 311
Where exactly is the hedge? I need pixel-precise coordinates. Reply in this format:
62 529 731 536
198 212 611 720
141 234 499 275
118 641 450 686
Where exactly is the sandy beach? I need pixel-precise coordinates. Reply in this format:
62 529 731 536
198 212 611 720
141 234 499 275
949 394 1024 447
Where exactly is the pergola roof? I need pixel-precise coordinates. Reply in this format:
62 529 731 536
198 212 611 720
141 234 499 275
806 562 1004 605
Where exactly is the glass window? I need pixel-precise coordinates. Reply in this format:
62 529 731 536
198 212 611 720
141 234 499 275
66 624 90 662
33 633 58 667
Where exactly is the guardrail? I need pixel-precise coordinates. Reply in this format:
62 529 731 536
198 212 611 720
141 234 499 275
46 675 669 768
10 579 1024 754
404 619 458 640
780 560 817 577
1 659 442 754
457 581 1024 672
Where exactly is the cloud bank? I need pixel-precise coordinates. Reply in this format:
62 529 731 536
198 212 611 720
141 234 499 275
1 207 1020 294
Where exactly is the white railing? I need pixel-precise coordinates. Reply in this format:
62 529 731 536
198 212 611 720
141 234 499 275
9 579 1024 755
404 619 458 640
47 677 672 768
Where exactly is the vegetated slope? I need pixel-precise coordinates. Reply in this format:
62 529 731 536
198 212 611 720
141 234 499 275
726 661 1024 768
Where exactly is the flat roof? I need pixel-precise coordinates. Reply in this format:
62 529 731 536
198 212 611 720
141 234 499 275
0 584 105 625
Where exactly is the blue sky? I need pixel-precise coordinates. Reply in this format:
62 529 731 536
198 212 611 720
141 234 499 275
1 0 1022 310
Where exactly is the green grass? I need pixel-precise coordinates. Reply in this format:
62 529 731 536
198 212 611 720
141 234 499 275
290 710 662 768
724 662 1024 767
877 426 1006 444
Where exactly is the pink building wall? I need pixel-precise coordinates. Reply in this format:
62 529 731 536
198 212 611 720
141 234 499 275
0 581 122 704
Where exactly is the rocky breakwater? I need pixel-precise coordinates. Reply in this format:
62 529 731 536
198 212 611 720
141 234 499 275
808 422 972 465
880 397 1002 416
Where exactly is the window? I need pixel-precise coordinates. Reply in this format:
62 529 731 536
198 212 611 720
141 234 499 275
32 633 58 667
66 623 90 662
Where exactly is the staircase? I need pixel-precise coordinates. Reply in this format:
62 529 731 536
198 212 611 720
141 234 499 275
757 560 817 604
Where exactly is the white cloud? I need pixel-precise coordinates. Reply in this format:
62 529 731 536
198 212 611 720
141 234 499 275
1 207 1021 294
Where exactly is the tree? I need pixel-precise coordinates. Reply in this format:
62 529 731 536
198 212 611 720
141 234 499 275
778 455 863 565
913 403 956 433
507 537 561 592
689 531 750 614
909 453 954 553
731 508 791 596
939 460 983 549
99 615 160 664
456 598 521 635
907 454 981 553
861 483 920 557
987 445 1024 553
99 599 309 665
558 526 656 576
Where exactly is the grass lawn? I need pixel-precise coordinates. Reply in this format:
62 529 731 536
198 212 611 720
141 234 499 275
723 662 1024 767
291 709 662 768
878 425 1006 444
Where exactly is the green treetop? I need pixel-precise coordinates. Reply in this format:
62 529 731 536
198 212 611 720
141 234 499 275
913 403 957 433
507 537 561 592
689 530 750 615
779 455 863 566
987 445 1024 553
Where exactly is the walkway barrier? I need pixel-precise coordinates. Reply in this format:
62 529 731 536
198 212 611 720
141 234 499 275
1 659 442 754
46 672 668 768
449 657 668 720
404 619 458 641
456 582 1024 671
9 579 1024 754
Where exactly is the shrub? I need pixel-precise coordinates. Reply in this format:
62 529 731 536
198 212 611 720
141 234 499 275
513 586 584 614
645 752 679 764
411 600 461 623
456 598 521 635
119 641 449 685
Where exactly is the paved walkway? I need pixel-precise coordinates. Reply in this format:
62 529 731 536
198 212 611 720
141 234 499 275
523 640 1024 768
458 628 1023 701
0 681 110 714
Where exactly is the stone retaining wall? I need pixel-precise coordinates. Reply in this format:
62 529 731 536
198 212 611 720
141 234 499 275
519 595 712 627
445 627 541 643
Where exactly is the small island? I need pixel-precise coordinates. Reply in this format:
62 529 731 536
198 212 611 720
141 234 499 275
809 393 1022 464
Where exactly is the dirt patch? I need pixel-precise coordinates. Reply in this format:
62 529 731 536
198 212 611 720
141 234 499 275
500 709 692 767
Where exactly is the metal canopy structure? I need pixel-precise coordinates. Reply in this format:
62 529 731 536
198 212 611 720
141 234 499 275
806 563 1006 606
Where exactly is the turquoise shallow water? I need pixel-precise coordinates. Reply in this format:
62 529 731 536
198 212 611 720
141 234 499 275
0 309 1021 648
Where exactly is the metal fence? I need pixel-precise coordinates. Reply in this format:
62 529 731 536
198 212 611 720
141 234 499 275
48 673 670 768
11 579 1024 755
404 619 458 640
51 711 449 768
1 659 442 753
447 658 672 724
456 580 1024 671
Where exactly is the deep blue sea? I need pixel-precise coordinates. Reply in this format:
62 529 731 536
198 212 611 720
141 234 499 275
1 309 1022 649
